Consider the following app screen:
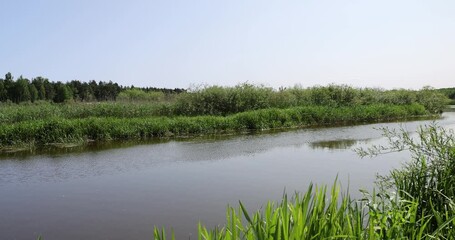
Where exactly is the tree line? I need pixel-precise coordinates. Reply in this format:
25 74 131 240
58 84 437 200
437 88 455 99
0 72 185 103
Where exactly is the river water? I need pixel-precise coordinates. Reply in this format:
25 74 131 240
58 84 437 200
1 112 455 239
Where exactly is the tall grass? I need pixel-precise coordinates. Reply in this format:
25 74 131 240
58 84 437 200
0 84 449 124
0 101 174 124
0 83 447 151
154 185 454 239
172 84 449 116
359 124 455 236
0 104 428 149
153 124 455 240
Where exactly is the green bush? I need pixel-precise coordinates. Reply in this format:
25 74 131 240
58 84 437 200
0 84 449 125
359 124 455 235
117 88 166 102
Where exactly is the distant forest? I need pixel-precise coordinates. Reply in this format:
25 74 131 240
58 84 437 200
0 72 185 103
438 88 455 101
0 72 454 104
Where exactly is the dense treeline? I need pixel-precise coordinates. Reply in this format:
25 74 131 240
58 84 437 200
0 72 185 103
438 87 455 104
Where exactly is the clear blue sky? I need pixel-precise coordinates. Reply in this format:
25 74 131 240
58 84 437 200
1 0 454 89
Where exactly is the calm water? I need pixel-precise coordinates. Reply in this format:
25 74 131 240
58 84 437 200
1 113 455 240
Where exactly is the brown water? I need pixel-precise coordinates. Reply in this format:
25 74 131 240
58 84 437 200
1 113 455 240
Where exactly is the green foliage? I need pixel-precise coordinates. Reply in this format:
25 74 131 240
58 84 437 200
154 183 454 239
0 75 448 151
0 104 428 149
1 72 451 117
117 88 165 102
29 84 38 103
0 73 124 103
44 79 55 101
54 83 72 103
0 79 7 101
14 77 31 103
172 84 449 116
174 83 274 116
416 86 450 114
437 87 455 101
32 77 47 100
0 102 173 124
305 84 358 107
358 124 455 236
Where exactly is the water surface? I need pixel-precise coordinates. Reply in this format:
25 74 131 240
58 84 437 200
1 113 455 239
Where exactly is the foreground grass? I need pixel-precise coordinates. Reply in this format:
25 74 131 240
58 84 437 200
0 104 429 150
154 125 455 240
154 185 453 239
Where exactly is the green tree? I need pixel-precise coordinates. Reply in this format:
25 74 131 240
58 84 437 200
14 76 31 103
79 82 95 101
4 72 14 101
44 79 55 101
54 82 72 103
416 86 449 114
0 79 7 101
4 72 13 81
32 77 47 100
29 84 38 102
68 80 82 101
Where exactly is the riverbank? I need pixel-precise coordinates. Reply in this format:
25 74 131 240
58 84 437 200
0 103 432 151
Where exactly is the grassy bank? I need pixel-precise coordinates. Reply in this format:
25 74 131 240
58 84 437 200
0 83 448 151
0 104 429 150
153 125 455 240
0 84 450 124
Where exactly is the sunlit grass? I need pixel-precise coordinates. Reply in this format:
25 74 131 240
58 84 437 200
1 104 429 150
0 84 449 124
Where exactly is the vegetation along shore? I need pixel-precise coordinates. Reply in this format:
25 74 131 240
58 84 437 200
0 72 451 151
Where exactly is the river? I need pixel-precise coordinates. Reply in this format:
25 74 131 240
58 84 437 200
1 112 455 239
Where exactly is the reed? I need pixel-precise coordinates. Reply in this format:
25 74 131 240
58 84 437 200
154 184 454 239
359 124 455 237
0 101 174 124
0 104 429 149
170 84 449 116
0 84 449 124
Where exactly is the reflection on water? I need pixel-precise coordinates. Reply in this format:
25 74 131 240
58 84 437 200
0 131 286 160
0 114 444 160
310 139 364 150
444 105 455 112
0 139 169 160
0 112 454 240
